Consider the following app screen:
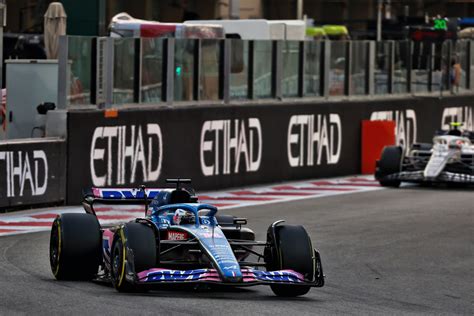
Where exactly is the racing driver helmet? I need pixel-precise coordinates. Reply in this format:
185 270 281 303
448 122 462 136
173 208 195 225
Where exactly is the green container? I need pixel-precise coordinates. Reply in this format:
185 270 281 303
60 0 102 36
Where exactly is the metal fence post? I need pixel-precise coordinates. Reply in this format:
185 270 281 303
0 1 6 90
272 40 282 99
95 37 108 106
163 38 175 104
193 39 201 101
90 38 97 105
388 41 395 94
406 41 412 94
466 40 471 90
57 36 68 109
321 40 331 97
248 40 254 99
220 39 231 103
104 37 115 108
428 43 435 93
366 41 375 95
344 41 352 96
133 38 142 103
298 41 305 97
446 40 452 94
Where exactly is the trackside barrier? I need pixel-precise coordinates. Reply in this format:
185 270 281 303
361 120 396 174
0 138 66 210
65 94 474 204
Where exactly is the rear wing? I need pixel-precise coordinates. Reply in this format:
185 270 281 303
82 179 197 217
86 187 169 200
82 187 172 216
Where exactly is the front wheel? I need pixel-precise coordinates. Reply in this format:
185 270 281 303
111 222 157 292
376 146 402 187
265 224 314 297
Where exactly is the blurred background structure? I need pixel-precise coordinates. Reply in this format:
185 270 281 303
4 1 474 35
3 0 474 140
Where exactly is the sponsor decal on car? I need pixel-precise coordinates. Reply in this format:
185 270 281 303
137 268 304 283
200 218 211 225
92 188 165 199
198 231 224 239
167 230 188 240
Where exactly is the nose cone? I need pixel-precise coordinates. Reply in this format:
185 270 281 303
424 151 449 179
222 268 243 283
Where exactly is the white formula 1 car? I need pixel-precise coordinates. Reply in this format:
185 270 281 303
375 124 474 187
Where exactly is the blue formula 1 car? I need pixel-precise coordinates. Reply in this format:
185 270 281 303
49 179 324 297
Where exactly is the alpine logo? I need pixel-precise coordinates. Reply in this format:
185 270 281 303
287 114 342 167
90 124 163 186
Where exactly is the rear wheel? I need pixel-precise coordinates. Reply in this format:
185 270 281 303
49 213 101 280
111 222 157 292
266 224 314 297
377 146 402 187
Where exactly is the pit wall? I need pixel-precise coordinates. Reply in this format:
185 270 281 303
0 138 66 209
65 95 473 204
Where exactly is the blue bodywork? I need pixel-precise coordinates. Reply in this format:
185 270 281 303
149 203 243 282
89 187 323 287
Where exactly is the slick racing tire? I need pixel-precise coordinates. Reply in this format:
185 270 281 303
111 222 156 292
377 146 402 187
49 213 102 280
266 224 314 297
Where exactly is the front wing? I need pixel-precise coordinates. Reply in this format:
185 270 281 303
136 268 322 287
383 171 474 184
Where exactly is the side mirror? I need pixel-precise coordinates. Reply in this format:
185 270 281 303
37 102 56 115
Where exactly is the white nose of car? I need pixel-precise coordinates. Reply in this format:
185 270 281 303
424 150 450 179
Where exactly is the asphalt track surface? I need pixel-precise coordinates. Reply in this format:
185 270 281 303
0 186 473 315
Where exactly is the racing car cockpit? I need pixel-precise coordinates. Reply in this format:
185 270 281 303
172 209 196 225
447 129 462 136
435 122 474 141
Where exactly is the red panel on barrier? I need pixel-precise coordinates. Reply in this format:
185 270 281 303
361 120 396 174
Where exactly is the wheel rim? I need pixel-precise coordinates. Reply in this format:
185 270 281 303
112 241 122 282
112 237 127 288
49 220 61 276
